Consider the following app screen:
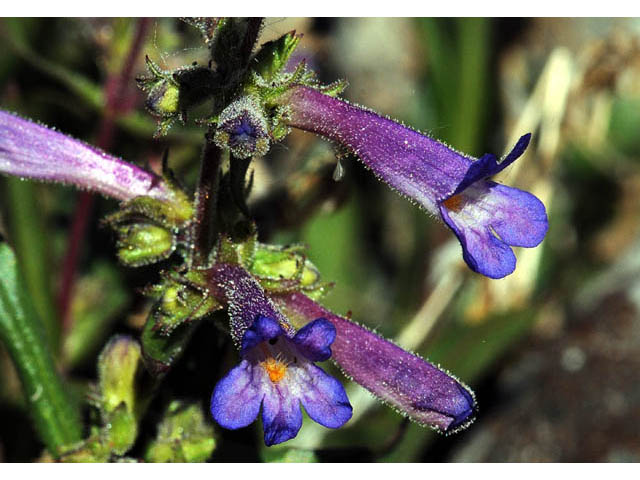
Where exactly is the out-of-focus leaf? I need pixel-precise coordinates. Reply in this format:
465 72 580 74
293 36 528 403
1 19 202 145
417 18 489 153
4 179 60 352
62 262 129 368
301 198 368 315
0 242 82 455
608 96 640 156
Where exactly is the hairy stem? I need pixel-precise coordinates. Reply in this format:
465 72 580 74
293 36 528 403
238 18 264 67
192 135 222 265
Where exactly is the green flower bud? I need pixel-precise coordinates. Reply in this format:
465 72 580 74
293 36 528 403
97 336 142 455
250 243 329 296
145 80 180 118
116 223 175 267
98 336 141 416
138 55 218 137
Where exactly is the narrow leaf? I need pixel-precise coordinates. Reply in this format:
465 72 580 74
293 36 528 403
0 243 82 455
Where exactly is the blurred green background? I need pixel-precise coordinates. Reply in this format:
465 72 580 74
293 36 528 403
1 18 640 462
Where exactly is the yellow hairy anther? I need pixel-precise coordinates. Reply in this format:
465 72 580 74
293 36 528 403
262 357 288 383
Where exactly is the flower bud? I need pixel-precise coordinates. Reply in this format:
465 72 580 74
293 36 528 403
214 96 270 159
145 80 180 118
115 223 175 267
98 336 142 417
138 55 218 137
251 243 326 296
97 336 142 454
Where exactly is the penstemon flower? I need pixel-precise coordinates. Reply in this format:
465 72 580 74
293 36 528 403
209 263 352 446
276 85 548 279
275 292 477 433
210 263 476 441
0 110 171 203
210 315 353 446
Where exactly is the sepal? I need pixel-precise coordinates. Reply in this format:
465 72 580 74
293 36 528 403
180 17 222 48
143 269 222 336
104 162 194 268
137 55 219 137
144 401 216 462
115 223 175 267
252 30 302 82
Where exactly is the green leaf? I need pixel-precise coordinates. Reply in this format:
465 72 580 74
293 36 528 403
0 242 82 456
608 96 640 156
4 179 60 353
62 262 129 368
252 30 302 82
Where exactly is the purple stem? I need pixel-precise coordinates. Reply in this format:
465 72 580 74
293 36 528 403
58 18 151 330
192 137 222 265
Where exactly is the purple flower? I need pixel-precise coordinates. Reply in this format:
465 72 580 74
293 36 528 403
276 292 477 433
210 315 352 446
208 263 352 445
210 262 475 436
0 110 171 202
278 86 548 278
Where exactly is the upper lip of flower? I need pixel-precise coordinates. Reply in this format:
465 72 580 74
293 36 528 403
446 133 532 199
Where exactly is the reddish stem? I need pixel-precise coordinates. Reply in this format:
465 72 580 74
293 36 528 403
58 18 152 330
